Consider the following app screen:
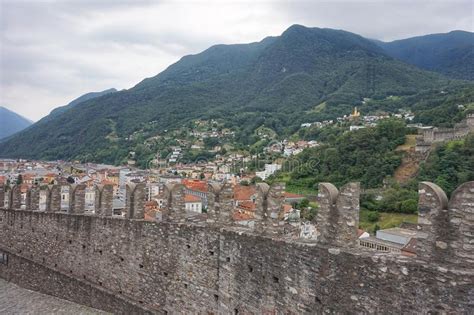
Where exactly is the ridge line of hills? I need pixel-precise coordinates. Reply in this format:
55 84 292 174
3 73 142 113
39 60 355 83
1 25 473 164
0 107 33 140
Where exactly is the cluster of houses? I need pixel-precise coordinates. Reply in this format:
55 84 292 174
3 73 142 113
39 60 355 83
0 159 297 222
264 140 320 156
301 108 415 132
141 176 307 224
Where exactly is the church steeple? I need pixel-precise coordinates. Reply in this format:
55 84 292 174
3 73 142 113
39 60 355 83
350 107 360 119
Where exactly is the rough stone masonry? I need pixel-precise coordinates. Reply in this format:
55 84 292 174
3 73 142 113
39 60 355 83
0 181 473 314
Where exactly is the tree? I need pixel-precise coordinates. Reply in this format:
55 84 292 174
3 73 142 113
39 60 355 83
203 137 219 149
367 211 380 223
400 199 417 214
66 176 75 184
16 174 23 185
373 224 381 234
298 198 310 209
250 176 262 184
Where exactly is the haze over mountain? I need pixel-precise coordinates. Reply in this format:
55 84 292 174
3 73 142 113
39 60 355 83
0 107 33 140
375 30 474 81
0 25 467 163
0 87 117 145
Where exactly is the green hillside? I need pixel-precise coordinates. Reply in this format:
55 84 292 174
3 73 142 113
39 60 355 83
0 25 459 163
376 30 474 81
418 134 474 195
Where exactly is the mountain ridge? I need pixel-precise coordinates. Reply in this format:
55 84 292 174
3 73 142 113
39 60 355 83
375 30 474 80
0 107 33 140
0 25 468 163
48 88 117 118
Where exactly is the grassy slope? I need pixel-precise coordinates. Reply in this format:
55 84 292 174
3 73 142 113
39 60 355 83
359 209 417 233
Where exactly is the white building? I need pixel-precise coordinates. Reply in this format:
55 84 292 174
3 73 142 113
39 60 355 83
185 194 202 213
85 187 96 212
60 185 70 211
146 183 162 201
256 163 282 180
350 125 365 131
39 190 47 211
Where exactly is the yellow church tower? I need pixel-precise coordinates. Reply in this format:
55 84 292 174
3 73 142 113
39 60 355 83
350 107 360 119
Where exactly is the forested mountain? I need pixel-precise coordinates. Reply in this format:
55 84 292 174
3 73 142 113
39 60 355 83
375 31 474 80
47 88 117 119
0 25 463 163
0 107 33 140
418 133 474 195
286 119 407 189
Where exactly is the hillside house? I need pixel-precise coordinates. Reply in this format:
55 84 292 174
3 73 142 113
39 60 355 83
185 194 202 213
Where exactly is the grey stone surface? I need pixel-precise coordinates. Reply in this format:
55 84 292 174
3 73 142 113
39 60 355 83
0 181 472 314
11 185 21 210
0 185 4 209
71 184 86 214
28 186 40 211
415 114 474 152
316 182 360 246
125 183 145 219
0 278 107 315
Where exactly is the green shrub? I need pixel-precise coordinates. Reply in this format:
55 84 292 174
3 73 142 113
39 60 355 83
367 211 380 223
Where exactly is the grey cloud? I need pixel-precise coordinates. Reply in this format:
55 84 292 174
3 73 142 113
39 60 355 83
1 0 472 120
90 26 218 55
276 0 473 41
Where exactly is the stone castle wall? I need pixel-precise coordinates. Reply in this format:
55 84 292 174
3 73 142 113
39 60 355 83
416 114 474 152
0 181 473 314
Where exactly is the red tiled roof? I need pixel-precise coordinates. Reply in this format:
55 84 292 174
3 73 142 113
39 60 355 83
182 179 207 192
184 194 201 203
20 184 30 192
101 179 116 185
401 238 417 254
357 229 366 237
234 185 256 201
145 200 158 207
283 204 293 213
233 211 254 221
284 192 305 198
237 200 256 211
144 209 159 222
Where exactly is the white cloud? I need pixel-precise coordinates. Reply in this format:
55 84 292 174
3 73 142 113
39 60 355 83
0 0 472 121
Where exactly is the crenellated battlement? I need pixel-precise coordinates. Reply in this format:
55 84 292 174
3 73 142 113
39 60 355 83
316 182 360 246
1 181 473 262
418 181 474 267
415 114 474 152
0 181 473 313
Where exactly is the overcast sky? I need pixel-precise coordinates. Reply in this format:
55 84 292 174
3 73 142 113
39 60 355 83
1 0 473 121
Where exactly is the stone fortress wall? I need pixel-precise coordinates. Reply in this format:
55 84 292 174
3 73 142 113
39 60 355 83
0 180 473 314
416 113 474 152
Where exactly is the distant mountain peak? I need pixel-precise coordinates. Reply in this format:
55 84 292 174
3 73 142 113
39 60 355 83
0 106 33 140
375 30 474 80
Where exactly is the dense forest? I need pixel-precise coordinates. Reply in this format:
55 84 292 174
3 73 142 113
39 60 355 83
279 119 407 191
375 30 474 81
275 119 473 215
418 133 474 195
